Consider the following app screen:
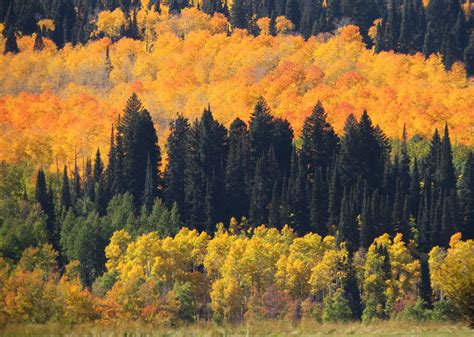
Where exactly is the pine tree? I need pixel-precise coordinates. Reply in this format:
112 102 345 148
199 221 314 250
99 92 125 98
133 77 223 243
360 191 373 249
164 115 190 214
309 167 328 236
272 118 294 176
269 179 282 228
35 169 57 251
409 157 421 218
119 93 161 208
399 125 411 195
142 155 155 214
249 97 274 167
464 33 474 76
225 118 250 220
231 0 249 29
439 124 456 192
72 160 82 203
93 148 104 184
3 3 19 54
61 166 72 211
339 113 360 188
458 152 473 240
382 0 399 51
84 158 94 201
424 129 441 186
338 188 358 253
419 254 433 308
285 0 300 29
328 160 342 228
249 157 269 226
300 101 339 180
299 0 322 38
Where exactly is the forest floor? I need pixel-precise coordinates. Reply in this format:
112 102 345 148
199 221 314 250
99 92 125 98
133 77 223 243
0 321 473 337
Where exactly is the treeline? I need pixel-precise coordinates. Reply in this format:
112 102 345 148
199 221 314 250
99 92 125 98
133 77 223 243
0 226 472 325
1 0 473 72
1 93 471 283
0 93 473 325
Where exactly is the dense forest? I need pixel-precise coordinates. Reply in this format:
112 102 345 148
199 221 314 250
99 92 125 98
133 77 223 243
0 0 473 330
1 0 473 71
0 94 472 325
1 9 473 168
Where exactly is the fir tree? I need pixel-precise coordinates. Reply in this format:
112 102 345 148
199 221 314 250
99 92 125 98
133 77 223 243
225 118 250 220
464 33 474 76
61 166 72 211
338 188 358 253
300 101 339 179
231 0 249 28
35 169 57 251
142 155 155 214
309 167 328 236
93 148 104 184
164 115 191 214
458 152 473 240
439 123 456 192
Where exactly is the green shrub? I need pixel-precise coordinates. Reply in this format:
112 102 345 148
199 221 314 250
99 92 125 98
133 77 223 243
397 299 430 321
323 290 353 323
430 300 461 322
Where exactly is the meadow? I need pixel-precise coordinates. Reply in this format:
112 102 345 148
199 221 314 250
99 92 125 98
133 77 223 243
1 321 473 337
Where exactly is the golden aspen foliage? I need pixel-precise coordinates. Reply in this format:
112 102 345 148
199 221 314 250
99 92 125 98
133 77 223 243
0 11 472 169
37 19 55 32
95 8 127 40
428 233 474 320
275 16 295 34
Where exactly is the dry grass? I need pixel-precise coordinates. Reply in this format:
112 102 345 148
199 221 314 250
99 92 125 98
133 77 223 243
0 320 473 337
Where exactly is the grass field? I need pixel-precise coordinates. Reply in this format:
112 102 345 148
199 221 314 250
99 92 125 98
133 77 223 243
1 321 473 337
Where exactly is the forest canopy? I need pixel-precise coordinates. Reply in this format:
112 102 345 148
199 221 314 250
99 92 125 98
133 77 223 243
0 8 473 168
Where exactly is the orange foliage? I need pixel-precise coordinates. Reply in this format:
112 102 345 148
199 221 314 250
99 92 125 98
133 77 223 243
0 11 472 167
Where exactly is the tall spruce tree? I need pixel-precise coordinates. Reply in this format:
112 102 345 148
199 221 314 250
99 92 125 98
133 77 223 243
61 166 72 211
309 167 328 236
164 115 191 214
300 101 339 180
35 169 57 251
225 118 250 220
119 93 161 208
458 152 473 240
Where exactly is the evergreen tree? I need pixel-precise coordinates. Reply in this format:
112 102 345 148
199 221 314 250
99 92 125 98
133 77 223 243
328 160 342 227
249 157 268 226
464 33 474 76
439 123 456 192
93 148 104 184
249 97 274 167
119 93 161 208
72 160 82 203
419 254 433 308
61 166 72 211
164 115 190 214
231 0 249 28
269 178 282 228
309 167 328 236
338 188 358 253
409 157 421 218
300 101 339 179
225 118 250 220
360 191 373 249
3 3 19 54
458 152 473 240
35 169 57 251
272 118 294 176
382 0 400 51
339 113 360 188
142 155 155 214
285 0 300 29
84 158 94 201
